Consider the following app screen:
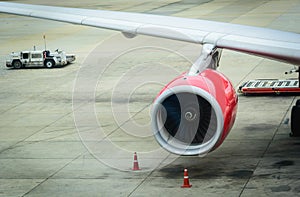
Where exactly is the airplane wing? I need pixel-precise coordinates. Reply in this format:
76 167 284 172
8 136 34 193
0 2 300 66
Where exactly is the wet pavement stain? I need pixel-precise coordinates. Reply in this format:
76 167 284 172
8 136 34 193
159 165 184 179
243 124 276 131
226 170 253 179
270 185 291 192
159 165 254 180
294 185 300 193
272 160 294 168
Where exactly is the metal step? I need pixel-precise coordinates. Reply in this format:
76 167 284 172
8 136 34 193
238 79 300 94
242 79 299 88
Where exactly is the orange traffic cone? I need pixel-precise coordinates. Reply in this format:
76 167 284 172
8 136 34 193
181 168 192 188
132 152 140 171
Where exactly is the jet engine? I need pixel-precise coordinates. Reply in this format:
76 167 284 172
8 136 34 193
151 69 238 155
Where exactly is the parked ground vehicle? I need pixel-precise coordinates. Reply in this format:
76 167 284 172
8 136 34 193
6 49 75 68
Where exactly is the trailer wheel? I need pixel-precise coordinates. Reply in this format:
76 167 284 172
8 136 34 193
291 104 300 137
44 60 55 68
12 60 23 69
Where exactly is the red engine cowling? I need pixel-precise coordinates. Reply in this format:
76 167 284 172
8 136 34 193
151 69 238 156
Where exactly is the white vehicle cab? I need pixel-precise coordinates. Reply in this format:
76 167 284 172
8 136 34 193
6 49 75 69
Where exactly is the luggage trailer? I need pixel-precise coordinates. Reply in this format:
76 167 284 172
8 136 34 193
238 79 300 95
239 67 300 95
238 68 300 137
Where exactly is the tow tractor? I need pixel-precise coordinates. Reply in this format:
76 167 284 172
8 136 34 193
238 67 300 137
6 49 75 69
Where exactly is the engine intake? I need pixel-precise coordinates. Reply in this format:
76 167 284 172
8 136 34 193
161 92 213 144
151 69 238 156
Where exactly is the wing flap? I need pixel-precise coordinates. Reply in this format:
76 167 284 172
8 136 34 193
31 12 86 24
136 25 209 43
218 35 300 65
82 17 141 33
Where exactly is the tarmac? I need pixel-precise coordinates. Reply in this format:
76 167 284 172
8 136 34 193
0 0 300 196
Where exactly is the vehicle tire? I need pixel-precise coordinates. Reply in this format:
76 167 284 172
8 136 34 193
291 105 300 137
296 99 300 106
44 60 55 68
12 60 23 69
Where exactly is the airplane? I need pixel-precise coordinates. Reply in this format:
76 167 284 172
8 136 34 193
0 2 299 156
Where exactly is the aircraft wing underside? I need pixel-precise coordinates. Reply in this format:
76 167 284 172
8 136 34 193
0 2 300 65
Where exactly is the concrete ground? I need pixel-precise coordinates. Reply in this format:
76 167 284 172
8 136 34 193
0 0 300 196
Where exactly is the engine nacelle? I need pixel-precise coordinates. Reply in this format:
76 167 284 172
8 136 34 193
151 69 238 156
